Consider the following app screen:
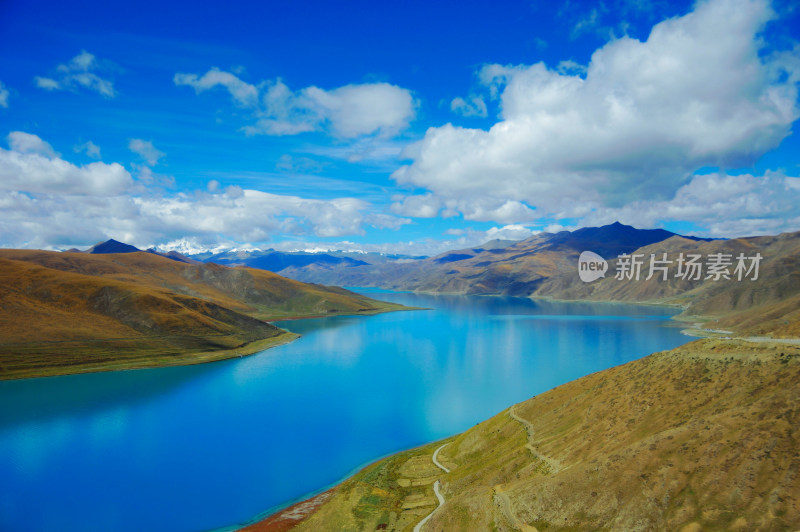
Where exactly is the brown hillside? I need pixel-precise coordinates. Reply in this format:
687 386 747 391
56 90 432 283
282 223 682 296
534 231 800 337
275 338 800 531
0 250 405 379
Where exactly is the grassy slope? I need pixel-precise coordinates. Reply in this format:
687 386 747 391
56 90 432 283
280 339 800 531
0 250 406 379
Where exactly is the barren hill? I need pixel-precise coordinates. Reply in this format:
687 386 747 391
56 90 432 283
534 230 800 336
268 338 800 531
0 249 405 379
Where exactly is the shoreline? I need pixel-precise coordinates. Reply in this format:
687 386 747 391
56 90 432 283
267 305 426 322
232 294 710 531
229 445 431 532
0 330 300 381
1 304 418 381
235 488 337 532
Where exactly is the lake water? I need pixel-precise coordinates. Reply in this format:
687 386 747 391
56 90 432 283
0 291 689 532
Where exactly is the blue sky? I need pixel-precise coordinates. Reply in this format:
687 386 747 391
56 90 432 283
1 0 799 255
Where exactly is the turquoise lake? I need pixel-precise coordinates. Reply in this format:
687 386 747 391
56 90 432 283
0 291 690 531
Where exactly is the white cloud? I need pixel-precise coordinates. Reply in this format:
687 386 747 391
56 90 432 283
128 139 164 166
74 141 101 159
0 131 409 249
33 77 60 90
257 223 538 257
8 131 59 158
1 135 131 196
450 95 488 117
173 68 259 106
581 171 800 237
391 193 441 218
34 51 115 97
392 0 800 223
0 81 9 107
443 198 536 224
303 83 415 137
175 68 416 139
445 224 537 243
365 213 412 230
132 190 394 239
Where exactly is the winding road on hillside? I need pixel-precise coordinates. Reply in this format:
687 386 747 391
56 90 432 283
682 328 800 345
413 443 450 532
509 404 563 473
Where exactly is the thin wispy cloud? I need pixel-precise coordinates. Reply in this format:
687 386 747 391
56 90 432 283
129 139 165 166
450 95 488 118
74 141 101 159
0 81 9 107
34 51 116 97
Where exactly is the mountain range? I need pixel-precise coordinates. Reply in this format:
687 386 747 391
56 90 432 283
66 224 800 338
215 222 797 338
271 222 713 296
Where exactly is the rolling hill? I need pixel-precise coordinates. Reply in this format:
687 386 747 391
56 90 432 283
0 248 407 379
253 337 800 531
534 230 800 336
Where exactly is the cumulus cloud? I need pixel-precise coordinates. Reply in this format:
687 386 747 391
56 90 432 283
34 51 115 97
0 81 9 107
0 131 408 249
392 0 800 224
129 139 165 166
581 171 800 237
174 68 416 139
8 131 59 158
303 83 415 137
1 134 131 196
131 189 371 240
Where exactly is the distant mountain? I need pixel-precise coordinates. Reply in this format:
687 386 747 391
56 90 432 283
542 221 712 258
145 248 201 265
280 223 691 295
534 230 800 337
0 249 406 379
69 238 200 264
199 249 369 271
86 238 140 254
